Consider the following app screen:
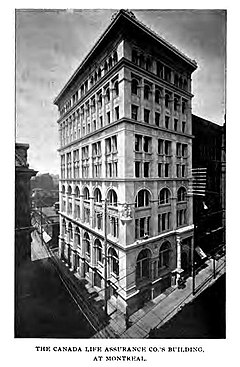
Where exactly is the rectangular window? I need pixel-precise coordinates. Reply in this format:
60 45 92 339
107 111 111 124
115 106 119 120
176 143 181 157
158 163 162 177
176 164 180 177
135 161 140 177
93 120 96 131
174 119 178 131
135 135 142 151
143 137 151 153
158 139 163 154
165 116 170 129
155 112 160 126
144 109 150 123
140 218 145 238
99 116 103 128
165 164 169 177
182 121 186 133
165 140 171 155
131 105 138 120
182 144 188 157
144 162 150 177
182 165 186 177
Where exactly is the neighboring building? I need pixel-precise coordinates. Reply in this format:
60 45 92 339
192 114 225 256
31 206 60 249
15 143 37 266
54 9 197 315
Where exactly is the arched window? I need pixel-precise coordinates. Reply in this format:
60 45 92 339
67 185 72 195
75 186 80 198
155 89 161 104
94 188 102 203
105 88 110 102
62 185 65 194
159 241 171 269
95 239 102 263
83 187 90 201
68 222 73 240
114 81 119 97
165 93 170 108
75 227 80 247
177 187 187 202
108 247 119 276
144 85 151 100
108 56 113 68
136 249 151 282
159 188 171 205
84 232 90 257
113 51 118 64
135 189 150 208
108 189 117 206
131 79 138 95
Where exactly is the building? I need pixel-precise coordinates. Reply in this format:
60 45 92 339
54 9 197 315
31 206 60 249
15 143 37 266
192 114 225 256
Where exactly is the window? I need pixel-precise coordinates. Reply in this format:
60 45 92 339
182 165 186 177
144 162 150 177
99 116 103 128
156 62 164 78
108 248 119 276
146 58 151 71
95 239 102 263
177 187 187 202
158 242 171 268
115 106 119 120
98 93 102 107
131 105 138 120
181 120 186 133
165 140 171 155
144 85 151 100
107 111 111 124
158 213 171 233
68 223 73 240
108 57 113 68
155 89 161 104
66 152 72 178
177 209 187 226
84 233 91 257
113 51 118 64
75 186 80 198
174 119 178 131
132 50 138 64
106 88 110 102
143 136 151 152
136 249 151 281
174 74 179 86
174 97 179 111
135 217 150 239
165 116 170 129
75 227 80 247
83 187 90 200
182 144 188 157
131 79 138 95
159 188 170 205
158 163 162 177
144 109 150 123
108 216 119 238
135 134 142 151
165 94 170 108
158 139 163 154
135 161 140 177
93 120 96 131
155 112 160 126
114 81 119 97
73 149 79 178
164 164 169 177
182 100 186 114
98 67 102 78
176 164 180 177
183 79 188 90
108 189 117 206
165 67 171 82
135 189 150 208
94 188 102 203
105 136 117 154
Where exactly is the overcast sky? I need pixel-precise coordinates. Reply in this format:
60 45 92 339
16 9 226 174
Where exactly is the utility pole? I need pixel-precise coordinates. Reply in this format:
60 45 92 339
104 198 108 316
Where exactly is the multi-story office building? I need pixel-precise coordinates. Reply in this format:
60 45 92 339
54 9 197 315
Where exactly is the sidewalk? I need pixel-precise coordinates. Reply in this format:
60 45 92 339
92 255 225 338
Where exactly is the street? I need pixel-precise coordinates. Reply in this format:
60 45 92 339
149 274 225 339
15 231 95 338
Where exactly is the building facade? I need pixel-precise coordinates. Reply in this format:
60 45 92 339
15 143 37 266
54 10 197 315
192 114 225 256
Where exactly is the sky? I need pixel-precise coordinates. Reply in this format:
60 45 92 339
16 9 226 174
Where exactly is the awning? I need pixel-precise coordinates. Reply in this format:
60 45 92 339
195 246 207 259
43 231 52 243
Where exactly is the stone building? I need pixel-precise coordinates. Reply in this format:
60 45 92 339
192 114 225 256
54 9 197 315
15 143 37 266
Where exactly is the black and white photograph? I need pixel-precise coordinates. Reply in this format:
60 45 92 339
14 7 227 341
